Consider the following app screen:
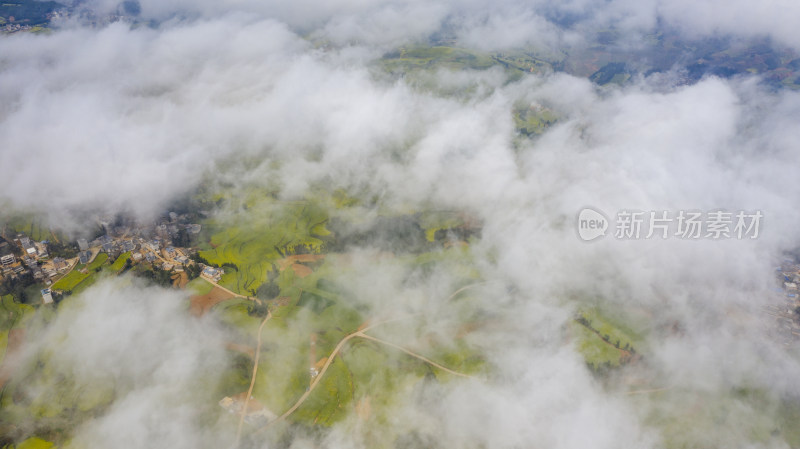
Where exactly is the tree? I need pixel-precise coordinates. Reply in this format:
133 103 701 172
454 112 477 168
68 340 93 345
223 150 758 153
47 240 78 259
173 228 191 248
248 300 269 318
185 262 201 280
256 282 280 300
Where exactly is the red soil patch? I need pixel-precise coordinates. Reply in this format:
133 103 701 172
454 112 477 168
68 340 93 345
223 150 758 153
0 328 25 389
172 272 189 289
276 255 325 272
355 396 371 421
290 263 312 278
190 286 236 317
313 357 328 372
226 342 256 359
232 391 267 414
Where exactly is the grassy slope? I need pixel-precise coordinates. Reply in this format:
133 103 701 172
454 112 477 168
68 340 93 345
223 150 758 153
15 437 55 449
51 254 108 293
109 252 130 273
572 308 641 367
199 197 330 295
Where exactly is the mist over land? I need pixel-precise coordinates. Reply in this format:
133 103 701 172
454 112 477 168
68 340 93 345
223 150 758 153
2 1 800 448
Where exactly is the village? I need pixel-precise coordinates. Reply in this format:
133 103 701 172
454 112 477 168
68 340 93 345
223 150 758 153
763 259 800 346
0 212 225 304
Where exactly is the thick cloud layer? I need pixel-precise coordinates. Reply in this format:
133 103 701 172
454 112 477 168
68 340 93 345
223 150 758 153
2 1 800 448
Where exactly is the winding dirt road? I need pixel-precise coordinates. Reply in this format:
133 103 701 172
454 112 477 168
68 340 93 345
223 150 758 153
236 281 491 444
234 310 272 446
252 318 473 435
200 276 251 300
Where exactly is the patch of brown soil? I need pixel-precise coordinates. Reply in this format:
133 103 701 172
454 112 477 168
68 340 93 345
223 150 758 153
455 321 480 339
0 328 25 389
355 396 371 421
172 272 189 289
190 286 236 317
313 357 328 372
274 296 292 307
226 342 256 359
290 263 312 278
276 255 325 272
232 392 266 414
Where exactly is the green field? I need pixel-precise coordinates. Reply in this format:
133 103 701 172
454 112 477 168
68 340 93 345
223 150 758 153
572 308 641 369
186 277 214 295
513 105 559 136
15 437 55 449
109 252 130 273
418 211 464 242
86 253 108 271
380 46 497 75
199 197 330 295
0 294 35 331
636 387 800 449
51 254 108 293
51 270 89 292
0 328 8 366
212 244 488 433
1 215 62 243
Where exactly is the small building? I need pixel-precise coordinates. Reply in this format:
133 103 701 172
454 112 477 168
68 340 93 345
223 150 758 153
121 239 136 252
186 224 202 234
91 235 112 248
41 288 53 304
162 263 173 271
202 266 223 282
53 257 68 270
20 237 37 256
79 250 92 265
785 282 798 292
0 252 15 266
132 252 143 262
77 239 89 251
33 241 48 258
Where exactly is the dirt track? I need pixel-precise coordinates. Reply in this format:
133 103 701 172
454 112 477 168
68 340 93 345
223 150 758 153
234 310 272 446
254 318 473 435
242 283 490 442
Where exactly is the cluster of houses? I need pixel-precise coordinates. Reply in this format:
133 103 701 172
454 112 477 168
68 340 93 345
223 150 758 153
1 23 34 34
765 260 800 345
1 212 205 299
201 266 224 282
0 234 54 282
